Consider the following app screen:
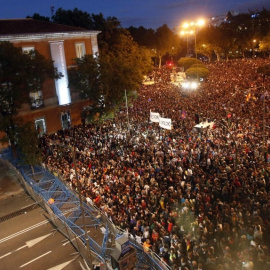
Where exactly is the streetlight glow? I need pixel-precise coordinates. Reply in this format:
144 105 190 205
180 18 206 60
183 22 190 28
197 19 205 26
252 39 257 58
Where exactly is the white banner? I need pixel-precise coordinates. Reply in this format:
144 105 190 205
194 121 214 129
150 111 160 123
159 117 172 130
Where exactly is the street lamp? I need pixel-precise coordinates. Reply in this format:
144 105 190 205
253 39 257 59
181 19 205 59
180 30 194 56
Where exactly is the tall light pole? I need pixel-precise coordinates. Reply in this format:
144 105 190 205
253 39 257 59
181 19 205 59
180 30 194 57
181 19 205 81
125 89 130 136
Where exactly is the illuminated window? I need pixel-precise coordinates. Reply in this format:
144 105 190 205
35 118 46 136
75 43 85 58
61 110 71 130
22 46 35 57
30 91 44 109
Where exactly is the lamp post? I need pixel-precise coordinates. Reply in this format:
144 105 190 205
181 19 205 59
253 39 257 59
181 19 205 81
180 30 194 57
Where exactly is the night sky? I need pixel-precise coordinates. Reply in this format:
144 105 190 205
1 0 270 29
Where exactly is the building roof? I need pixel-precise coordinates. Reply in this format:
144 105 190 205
0 18 96 35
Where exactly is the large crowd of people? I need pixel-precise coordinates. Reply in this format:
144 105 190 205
39 58 270 270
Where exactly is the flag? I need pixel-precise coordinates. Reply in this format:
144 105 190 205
159 117 172 130
261 91 269 99
150 111 160 123
181 110 186 119
246 93 251 102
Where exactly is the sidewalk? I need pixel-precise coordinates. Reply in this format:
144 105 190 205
0 159 35 217
0 159 24 201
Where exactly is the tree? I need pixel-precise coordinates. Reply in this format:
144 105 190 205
0 42 61 154
129 24 180 68
99 38 152 107
69 40 152 118
26 13 50 22
260 34 270 57
196 42 213 61
177 57 202 71
91 13 122 52
185 66 209 79
17 122 42 174
153 24 177 69
127 26 156 48
69 55 101 102
52 8 94 29
68 54 103 121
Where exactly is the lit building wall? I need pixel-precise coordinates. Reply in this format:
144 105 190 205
50 41 71 105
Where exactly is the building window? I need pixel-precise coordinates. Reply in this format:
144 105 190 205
75 43 85 58
30 91 44 109
61 110 71 130
22 46 35 57
35 118 46 136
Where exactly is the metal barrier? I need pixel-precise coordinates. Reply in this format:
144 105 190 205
116 228 171 270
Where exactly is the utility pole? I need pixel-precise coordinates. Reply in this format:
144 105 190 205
263 84 266 162
125 89 130 134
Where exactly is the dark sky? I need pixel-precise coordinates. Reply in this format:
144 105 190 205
1 0 270 29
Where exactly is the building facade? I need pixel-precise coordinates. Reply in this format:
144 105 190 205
0 19 100 134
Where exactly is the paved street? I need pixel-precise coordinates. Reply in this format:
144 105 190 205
0 159 86 270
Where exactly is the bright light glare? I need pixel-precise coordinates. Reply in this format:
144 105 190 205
183 22 189 28
191 82 198 89
182 19 205 30
197 19 205 26
182 82 189 89
181 81 198 90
